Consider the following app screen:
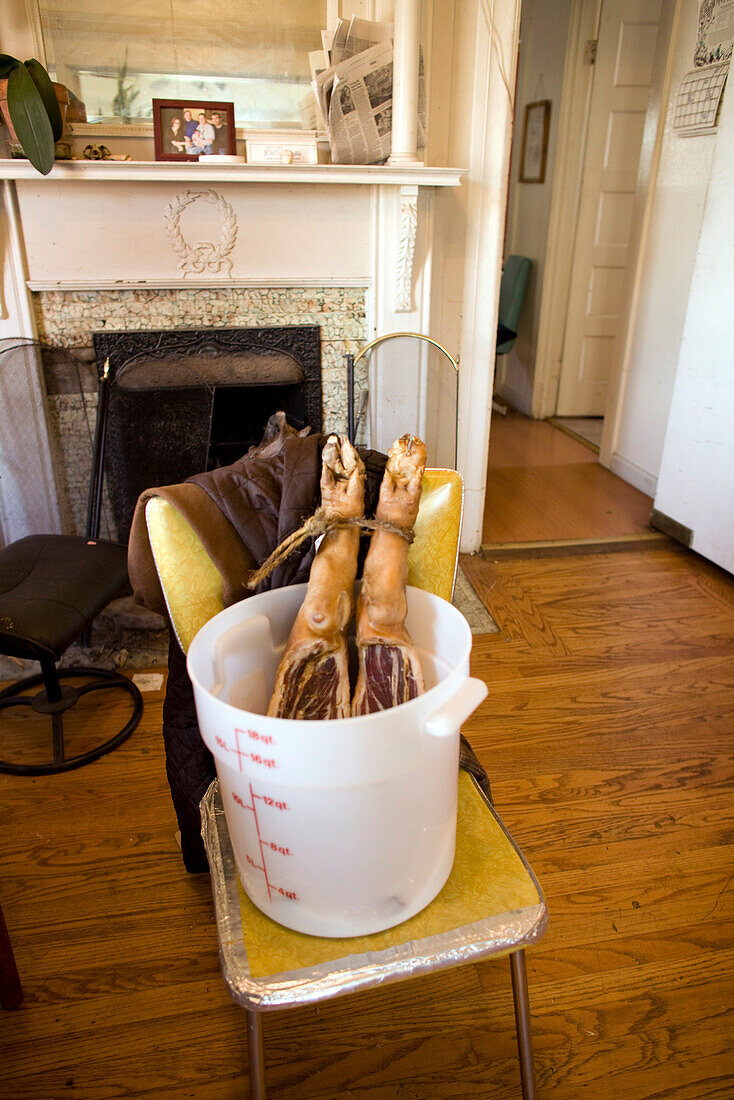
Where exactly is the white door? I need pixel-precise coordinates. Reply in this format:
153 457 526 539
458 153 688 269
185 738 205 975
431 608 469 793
556 0 661 416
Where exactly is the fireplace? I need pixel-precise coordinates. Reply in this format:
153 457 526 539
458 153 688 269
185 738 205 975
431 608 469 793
92 325 322 542
93 326 321 436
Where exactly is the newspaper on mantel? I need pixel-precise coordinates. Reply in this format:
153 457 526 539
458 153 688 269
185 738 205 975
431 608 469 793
330 15 393 65
316 40 395 165
315 18 426 166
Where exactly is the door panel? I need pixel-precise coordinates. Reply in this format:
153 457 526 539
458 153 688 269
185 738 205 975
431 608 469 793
557 0 661 416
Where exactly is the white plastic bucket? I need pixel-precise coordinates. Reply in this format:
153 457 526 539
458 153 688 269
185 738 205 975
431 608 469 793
187 584 487 937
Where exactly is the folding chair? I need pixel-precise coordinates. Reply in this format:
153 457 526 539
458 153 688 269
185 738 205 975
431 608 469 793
145 468 547 1098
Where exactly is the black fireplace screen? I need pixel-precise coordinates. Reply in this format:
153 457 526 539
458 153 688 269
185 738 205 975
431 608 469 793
93 326 321 542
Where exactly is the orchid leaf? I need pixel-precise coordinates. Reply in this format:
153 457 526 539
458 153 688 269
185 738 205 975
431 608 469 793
0 55 20 77
25 59 63 141
7 62 55 174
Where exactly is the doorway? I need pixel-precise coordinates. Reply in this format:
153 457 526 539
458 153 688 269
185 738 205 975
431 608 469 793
497 0 669 463
557 0 662 422
485 0 675 547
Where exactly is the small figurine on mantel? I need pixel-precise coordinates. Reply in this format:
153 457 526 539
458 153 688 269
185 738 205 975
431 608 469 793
81 145 131 162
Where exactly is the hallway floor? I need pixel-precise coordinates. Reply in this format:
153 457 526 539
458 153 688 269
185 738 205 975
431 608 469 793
483 414 655 546
549 415 604 449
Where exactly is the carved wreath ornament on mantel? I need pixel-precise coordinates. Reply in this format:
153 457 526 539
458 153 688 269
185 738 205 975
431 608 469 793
164 189 238 277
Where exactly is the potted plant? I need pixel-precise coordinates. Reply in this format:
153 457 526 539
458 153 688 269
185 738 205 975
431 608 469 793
0 55 64 175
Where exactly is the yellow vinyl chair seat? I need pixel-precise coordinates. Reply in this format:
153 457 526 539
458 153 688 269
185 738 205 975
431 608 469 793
202 768 545 1009
145 464 546 1098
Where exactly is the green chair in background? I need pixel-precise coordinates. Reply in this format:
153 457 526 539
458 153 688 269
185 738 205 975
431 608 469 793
493 255 531 414
497 255 531 355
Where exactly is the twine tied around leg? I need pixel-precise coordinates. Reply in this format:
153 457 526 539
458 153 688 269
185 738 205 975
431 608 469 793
246 507 414 590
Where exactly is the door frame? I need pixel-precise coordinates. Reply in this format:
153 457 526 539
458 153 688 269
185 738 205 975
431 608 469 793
531 0 678 471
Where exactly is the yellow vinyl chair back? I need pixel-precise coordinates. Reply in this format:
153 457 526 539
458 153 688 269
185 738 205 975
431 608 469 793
145 468 463 654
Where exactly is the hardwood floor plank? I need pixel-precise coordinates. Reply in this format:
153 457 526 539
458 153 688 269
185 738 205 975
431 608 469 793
488 414 599 469
521 918 734 981
495 755 734 807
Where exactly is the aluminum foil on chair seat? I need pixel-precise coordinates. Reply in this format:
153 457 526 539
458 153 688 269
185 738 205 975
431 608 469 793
200 768 548 1011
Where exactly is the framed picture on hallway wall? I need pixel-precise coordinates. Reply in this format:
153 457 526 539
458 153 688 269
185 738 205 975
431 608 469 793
152 99 236 161
519 100 550 183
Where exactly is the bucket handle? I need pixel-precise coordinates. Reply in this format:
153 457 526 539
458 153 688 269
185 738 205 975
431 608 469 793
423 677 488 739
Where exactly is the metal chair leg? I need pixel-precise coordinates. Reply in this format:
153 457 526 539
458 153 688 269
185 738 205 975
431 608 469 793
510 949 536 1100
246 1008 266 1099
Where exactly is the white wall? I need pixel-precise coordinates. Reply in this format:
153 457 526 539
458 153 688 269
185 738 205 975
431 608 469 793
652 69 734 572
497 0 573 413
612 0 717 491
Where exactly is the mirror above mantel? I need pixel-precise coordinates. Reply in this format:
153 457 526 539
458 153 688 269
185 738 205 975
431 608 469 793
38 0 329 128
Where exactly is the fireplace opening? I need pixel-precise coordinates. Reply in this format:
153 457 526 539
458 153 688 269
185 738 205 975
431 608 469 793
92 325 322 541
209 378 306 467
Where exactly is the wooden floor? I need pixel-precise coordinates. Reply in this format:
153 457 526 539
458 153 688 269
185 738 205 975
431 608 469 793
2 419 733 1097
483 414 655 545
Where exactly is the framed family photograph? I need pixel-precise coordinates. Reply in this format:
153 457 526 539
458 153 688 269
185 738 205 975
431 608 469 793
152 99 236 161
519 100 550 183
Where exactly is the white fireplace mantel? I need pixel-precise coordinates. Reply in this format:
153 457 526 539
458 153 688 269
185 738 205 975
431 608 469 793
0 160 464 188
1 162 464 302
0 158 466 542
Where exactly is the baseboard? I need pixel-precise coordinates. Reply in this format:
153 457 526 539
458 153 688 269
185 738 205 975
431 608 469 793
609 453 657 499
649 508 693 547
493 380 532 417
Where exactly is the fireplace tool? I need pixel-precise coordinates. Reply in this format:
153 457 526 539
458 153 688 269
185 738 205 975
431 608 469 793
345 333 459 470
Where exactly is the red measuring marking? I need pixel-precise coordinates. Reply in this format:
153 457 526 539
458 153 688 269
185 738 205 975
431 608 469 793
238 726 275 746
214 732 277 771
258 794 288 811
230 785 298 902
232 791 288 812
263 840 292 856
250 781 272 901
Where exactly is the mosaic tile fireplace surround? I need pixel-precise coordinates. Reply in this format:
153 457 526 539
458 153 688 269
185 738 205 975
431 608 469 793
35 284 367 426
33 285 368 538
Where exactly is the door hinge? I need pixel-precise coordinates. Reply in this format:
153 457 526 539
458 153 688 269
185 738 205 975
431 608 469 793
584 39 598 65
